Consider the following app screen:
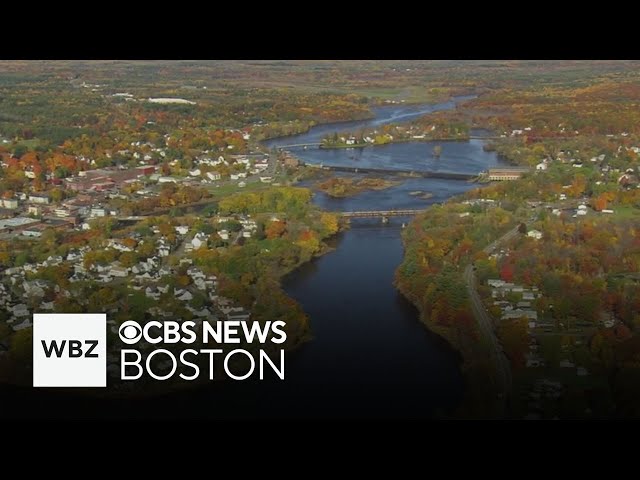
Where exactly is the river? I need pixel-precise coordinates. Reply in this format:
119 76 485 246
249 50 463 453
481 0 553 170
1 96 509 419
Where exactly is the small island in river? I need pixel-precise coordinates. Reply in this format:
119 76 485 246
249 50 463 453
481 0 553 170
315 176 401 197
408 190 434 200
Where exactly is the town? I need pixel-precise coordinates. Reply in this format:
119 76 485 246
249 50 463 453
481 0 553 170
1 60 640 419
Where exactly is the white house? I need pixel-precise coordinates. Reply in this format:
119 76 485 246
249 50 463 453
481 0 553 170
110 265 129 277
1 198 18 209
527 229 543 240
177 290 193 302
29 194 50 204
12 303 29 317
91 207 107 217
535 162 548 171
191 232 207 250
12 318 32 331
158 176 178 183
206 172 221 181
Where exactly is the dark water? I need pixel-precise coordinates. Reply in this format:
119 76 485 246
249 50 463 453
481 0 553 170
1 97 508 419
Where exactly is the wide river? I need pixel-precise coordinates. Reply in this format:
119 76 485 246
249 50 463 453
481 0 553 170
2 96 509 418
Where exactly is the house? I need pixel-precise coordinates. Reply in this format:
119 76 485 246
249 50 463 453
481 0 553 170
39 301 55 311
158 176 178 183
28 205 42 216
501 309 538 321
12 303 29 317
535 162 548 171
206 172 221 181
176 290 193 302
22 226 45 237
12 318 32 331
227 312 251 321
218 229 229 241
191 232 208 250
107 239 133 252
259 176 273 183
91 206 108 217
136 165 156 176
110 264 129 277
23 280 47 297
189 169 202 177
175 226 189 235
1 198 18 209
145 287 161 300
238 181 246 188
29 194 50 204
527 229 543 240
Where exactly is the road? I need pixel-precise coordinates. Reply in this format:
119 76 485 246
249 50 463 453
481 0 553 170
463 224 520 415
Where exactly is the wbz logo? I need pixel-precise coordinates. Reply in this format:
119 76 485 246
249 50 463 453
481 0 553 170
33 313 106 387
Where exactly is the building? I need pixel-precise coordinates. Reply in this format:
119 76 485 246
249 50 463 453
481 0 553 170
487 167 530 181
158 176 178 183
90 206 107 217
28 194 50 204
54 206 79 218
110 266 128 277
0 217 38 232
27 205 42 216
1 199 18 209
191 233 207 250
136 165 156 176
527 229 543 240
92 181 116 192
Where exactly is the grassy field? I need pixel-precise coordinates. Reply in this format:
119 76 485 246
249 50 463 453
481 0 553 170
610 204 640 220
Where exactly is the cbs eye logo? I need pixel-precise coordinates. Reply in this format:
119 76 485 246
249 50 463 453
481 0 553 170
119 321 142 345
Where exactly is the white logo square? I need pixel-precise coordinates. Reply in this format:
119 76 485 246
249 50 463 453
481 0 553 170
33 313 106 387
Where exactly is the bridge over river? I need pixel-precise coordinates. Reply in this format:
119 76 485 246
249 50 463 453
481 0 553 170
339 209 426 218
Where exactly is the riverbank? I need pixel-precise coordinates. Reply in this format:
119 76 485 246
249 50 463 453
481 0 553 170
394 192 517 418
